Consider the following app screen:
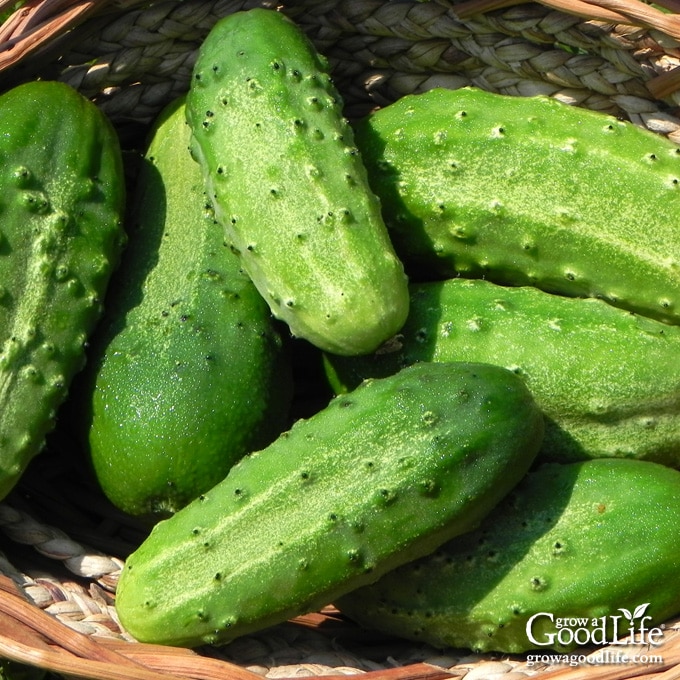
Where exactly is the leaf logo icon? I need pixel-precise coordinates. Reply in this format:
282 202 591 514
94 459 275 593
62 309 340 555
619 603 649 621
633 603 650 619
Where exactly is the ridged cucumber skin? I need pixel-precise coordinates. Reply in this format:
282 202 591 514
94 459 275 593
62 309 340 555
0 81 126 501
78 96 294 517
185 8 409 356
353 86 680 325
115 361 544 647
324 278 680 467
336 458 680 653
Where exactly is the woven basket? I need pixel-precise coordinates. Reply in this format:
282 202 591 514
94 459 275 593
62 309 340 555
2 1 680 679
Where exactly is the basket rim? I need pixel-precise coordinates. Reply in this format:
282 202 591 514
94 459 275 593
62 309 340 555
2 568 680 680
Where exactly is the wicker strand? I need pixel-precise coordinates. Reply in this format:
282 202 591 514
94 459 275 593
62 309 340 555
0 0 117 70
298 3 680 93
0 551 125 639
449 0 680 98
0 503 123 591
452 0 680 40
1 0 275 126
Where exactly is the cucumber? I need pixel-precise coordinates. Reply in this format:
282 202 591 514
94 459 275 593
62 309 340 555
336 458 680 653
0 81 126 501
77 95 294 517
324 278 680 467
115 361 544 647
185 8 409 356
353 86 680 325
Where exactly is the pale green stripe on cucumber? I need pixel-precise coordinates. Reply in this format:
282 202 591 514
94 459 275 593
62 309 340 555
336 458 680 654
324 277 680 466
186 8 409 355
0 81 126 500
115 361 544 648
353 86 680 325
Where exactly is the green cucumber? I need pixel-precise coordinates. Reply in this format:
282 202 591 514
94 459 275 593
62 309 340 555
336 458 680 653
353 86 680 325
0 81 126 501
185 8 409 355
77 95 294 517
115 361 544 647
324 278 680 466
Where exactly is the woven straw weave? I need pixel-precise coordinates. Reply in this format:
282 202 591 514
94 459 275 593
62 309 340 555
2 2 680 680
2 0 680 139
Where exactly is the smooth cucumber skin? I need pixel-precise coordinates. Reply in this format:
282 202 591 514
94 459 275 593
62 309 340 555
77 96 294 517
0 81 126 501
336 458 680 653
353 86 680 325
115 361 544 647
324 278 680 467
186 8 409 355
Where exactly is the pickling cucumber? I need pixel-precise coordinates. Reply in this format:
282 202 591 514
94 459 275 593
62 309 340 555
324 278 680 466
353 86 680 325
115 361 544 647
186 8 409 355
77 96 293 517
336 458 680 653
0 81 126 500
